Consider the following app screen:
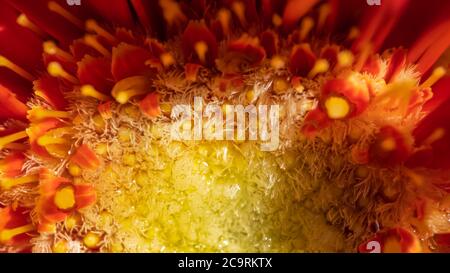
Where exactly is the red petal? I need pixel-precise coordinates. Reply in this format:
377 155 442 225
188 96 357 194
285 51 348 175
384 49 407 83
301 108 331 138
358 227 421 253
228 35 266 66
289 44 316 77
422 76 450 114
77 55 114 94
260 30 279 58
33 75 68 110
320 45 339 68
282 0 319 31
0 85 28 121
86 0 134 28
407 98 450 169
112 43 153 81
139 92 161 118
369 126 411 167
181 21 218 67
70 144 100 170
5 0 84 48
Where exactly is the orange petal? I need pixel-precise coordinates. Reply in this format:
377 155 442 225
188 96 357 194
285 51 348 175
70 144 101 170
0 206 34 247
74 183 97 210
139 92 161 118
301 108 331 138
77 55 114 94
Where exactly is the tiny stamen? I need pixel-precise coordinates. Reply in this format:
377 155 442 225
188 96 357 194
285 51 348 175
231 1 246 26
300 17 314 41
308 59 329 78
47 62 79 84
48 1 84 29
81 85 110 101
218 9 231 35
160 52 175 68
420 66 446 88
43 41 74 61
272 14 282 27
336 50 354 70
85 19 118 44
317 4 331 31
84 35 111 58
16 14 46 38
0 55 35 81
194 41 208 64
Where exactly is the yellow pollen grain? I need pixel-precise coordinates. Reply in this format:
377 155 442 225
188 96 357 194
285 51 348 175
48 1 84 29
273 78 289 94
54 186 76 210
47 62 79 84
65 214 81 230
83 232 100 249
308 59 329 78
420 66 446 88
68 163 82 177
324 96 350 119
0 55 35 81
380 137 396 151
52 240 68 253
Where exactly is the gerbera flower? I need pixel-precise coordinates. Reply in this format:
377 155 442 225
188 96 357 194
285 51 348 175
0 0 449 253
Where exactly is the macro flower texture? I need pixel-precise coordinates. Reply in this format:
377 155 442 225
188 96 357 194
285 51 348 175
0 0 449 253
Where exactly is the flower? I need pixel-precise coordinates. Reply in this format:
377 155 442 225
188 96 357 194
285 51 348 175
0 0 449 253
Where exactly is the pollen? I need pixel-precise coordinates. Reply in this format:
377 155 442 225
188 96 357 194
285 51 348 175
324 96 351 119
54 185 76 210
83 232 101 249
194 41 208 64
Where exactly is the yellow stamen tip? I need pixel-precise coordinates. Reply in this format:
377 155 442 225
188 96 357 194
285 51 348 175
54 185 76 210
381 137 396 151
0 55 35 81
421 66 447 88
48 1 84 29
194 41 208 64
324 96 350 119
80 85 110 101
300 17 315 41
337 50 354 68
160 52 176 68
218 9 231 34
83 232 101 249
272 14 282 27
308 59 329 78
